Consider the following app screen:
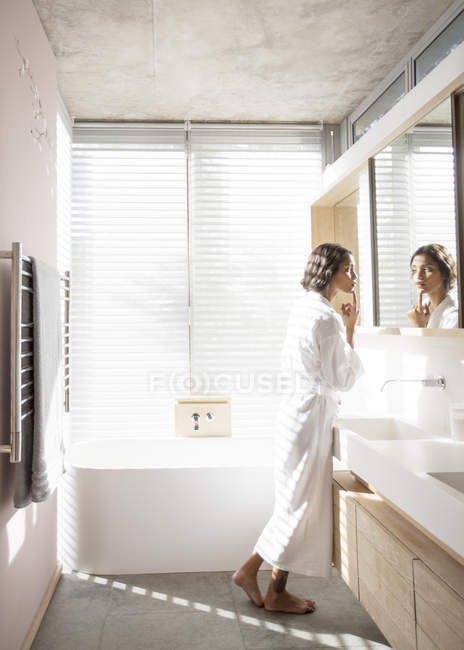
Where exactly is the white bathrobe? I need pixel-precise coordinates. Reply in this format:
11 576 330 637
254 290 363 577
426 294 459 329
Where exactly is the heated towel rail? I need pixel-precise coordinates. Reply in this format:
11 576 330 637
62 270 70 413
0 242 70 464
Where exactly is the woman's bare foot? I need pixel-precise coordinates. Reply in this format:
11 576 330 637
264 590 316 614
232 568 264 607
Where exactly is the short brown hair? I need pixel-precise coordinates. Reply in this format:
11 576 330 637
301 243 353 292
410 243 456 292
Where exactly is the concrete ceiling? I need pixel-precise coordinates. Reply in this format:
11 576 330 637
33 0 456 123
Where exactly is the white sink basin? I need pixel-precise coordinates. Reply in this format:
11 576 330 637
332 417 464 560
335 416 429 441
428 471 464 496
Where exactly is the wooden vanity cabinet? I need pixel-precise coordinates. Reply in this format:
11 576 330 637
357 507 416 650
332 479 359 597
414 559 464 649
333 470 464 650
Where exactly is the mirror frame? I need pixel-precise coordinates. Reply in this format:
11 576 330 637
452 91 464 328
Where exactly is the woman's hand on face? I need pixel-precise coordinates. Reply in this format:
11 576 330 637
407 290 430 327
340 291 359 330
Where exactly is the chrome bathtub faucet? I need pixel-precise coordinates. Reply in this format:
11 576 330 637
192 412 200 431
380 376 446 392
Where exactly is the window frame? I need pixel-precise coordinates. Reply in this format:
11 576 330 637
346 0 464 148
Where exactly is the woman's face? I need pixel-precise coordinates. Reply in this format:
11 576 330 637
410 254 446 295
331 254 357 294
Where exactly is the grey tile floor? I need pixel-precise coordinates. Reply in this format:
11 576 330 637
32 567 391 649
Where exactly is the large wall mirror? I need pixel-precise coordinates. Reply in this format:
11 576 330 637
369 95 463 329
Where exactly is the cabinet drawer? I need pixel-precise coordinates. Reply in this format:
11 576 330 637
359 576 415 650
333 509 358 598
333 482 356 526
358 544 415 647
358 529 414 615
416 624 439 650
333 497 356 540
357 506 414 582
414 560 464 648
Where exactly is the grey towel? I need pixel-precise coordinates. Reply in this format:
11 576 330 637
14 258 64 507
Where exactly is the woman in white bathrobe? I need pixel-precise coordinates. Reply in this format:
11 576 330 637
233 243 363 614
407 243 458 328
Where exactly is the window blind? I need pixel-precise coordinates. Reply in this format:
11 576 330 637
374 135 411 327
57 97 73 447
357 168 374 327
374 128 456 327
57 97 72 274
189 126 322 435
410 129 456 256
71 125 189 440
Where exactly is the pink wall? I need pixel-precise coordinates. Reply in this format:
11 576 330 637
0 1 58 648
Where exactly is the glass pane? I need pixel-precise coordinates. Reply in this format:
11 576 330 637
189 128 322 436
353 73 405 142
371 97 459 329
415 10 464 84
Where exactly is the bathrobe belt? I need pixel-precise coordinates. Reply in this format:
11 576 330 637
290 381 339 404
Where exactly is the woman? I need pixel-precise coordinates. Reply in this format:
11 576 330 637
233 243 363 614
407 243 458 328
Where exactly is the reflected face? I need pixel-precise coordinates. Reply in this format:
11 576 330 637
332 254 357 293
410 254 446 295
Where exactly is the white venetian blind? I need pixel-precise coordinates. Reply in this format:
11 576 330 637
189 126 322 435
374 134 411 327
71 125 189 440
410 128 456 257
357 167 374 327
57 97 73 447
57 96 72 274
374 127 456 326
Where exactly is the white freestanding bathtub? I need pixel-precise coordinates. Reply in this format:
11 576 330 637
59 437 275 575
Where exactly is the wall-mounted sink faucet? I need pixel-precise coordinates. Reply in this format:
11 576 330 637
380 376 446 392
192 413 200 431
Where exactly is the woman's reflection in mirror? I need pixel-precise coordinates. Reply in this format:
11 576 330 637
408 243 458 328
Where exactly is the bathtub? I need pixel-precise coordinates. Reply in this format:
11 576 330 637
58 436 275 575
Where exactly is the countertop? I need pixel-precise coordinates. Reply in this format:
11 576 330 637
333 421 464 562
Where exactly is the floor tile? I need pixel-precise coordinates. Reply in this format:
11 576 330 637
32 567 390 650
105 571 236 616
31 572 112 650
232 570 390 649
100 610 246 650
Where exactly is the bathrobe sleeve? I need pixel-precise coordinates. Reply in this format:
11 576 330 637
317 315 363 392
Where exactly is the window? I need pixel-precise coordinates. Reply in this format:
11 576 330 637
353 73 406 143
415 9 464 84
57 98 72 274
348 3 464 148
189 126 322 435
71 125 189 440
71 124 322 439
